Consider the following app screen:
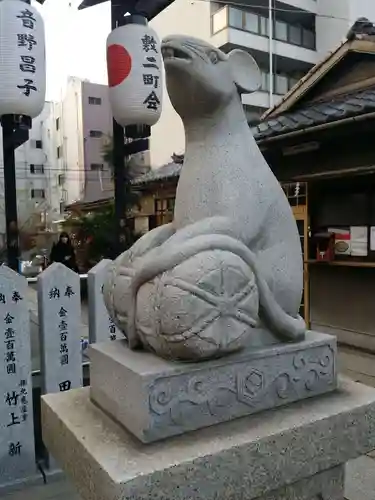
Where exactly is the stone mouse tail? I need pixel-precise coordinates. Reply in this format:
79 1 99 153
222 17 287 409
254 269 306 342
128 233 305 344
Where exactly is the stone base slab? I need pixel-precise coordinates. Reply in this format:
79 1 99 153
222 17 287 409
42 379 375 500
261 465 344 499
89 331 337 442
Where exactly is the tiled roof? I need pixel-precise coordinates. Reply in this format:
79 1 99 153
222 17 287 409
132 161 182 185
253 87 375 140
132 87 375 186
261 38 349 121
262 18 375 121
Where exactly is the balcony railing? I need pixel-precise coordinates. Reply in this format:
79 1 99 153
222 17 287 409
212 6 316 51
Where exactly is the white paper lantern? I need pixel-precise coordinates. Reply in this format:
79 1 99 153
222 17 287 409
0 0 46 119
107 22 163 127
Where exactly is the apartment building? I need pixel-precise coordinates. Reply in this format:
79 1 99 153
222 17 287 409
54 77 114 208
149 0 375 167
0 102 65 246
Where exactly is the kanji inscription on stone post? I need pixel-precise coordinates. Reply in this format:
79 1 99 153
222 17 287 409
0 266 37 486
38 263 83 395
88 260 118 344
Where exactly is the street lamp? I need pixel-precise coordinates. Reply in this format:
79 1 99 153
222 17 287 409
78 0 175 255
0 0 46 270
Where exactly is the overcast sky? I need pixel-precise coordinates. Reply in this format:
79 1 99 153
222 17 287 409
34 0 111 100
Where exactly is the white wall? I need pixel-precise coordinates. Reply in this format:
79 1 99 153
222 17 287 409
0 102 63 239
81 81 114 202
150 0 211 167
282 0 317 14
316 0 375 57
349 0 375 27
315 1 349 57
56 77 85 205
23 102 64 229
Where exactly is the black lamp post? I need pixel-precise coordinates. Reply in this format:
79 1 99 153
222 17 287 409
1 0 35 271
1 115 31 271
111 1 127 254
79 0 175 256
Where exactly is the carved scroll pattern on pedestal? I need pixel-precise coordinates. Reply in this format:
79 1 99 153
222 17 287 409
148 345 335 425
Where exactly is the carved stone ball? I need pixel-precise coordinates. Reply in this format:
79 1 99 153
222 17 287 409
135 249 259 361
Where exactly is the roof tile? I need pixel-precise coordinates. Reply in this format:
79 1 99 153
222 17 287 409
253 86 375 140
132 161 182 185
132 86 375 186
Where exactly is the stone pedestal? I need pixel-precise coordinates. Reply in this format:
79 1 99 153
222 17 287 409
90 331 337 442
42 378 375 500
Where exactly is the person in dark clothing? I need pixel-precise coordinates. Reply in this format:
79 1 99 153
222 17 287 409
49 232 79 272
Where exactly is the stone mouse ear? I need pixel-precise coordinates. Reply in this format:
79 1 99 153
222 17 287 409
227 49 261 94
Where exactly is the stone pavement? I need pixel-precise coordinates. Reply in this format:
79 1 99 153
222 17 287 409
0 476 79 500
345 452 375 500
0 454 374 500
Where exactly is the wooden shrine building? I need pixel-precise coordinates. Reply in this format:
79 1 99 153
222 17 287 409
253 19 375 369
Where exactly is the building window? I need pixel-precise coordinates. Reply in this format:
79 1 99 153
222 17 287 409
58 174 65 186
228 7 243 29
288 76 300 90
89 130 103 138
212 7 228 33
260 70 269 92
60 202 65 214
260 69 305 95
274 20 288 42
32 139 43 149
31 189 45 199
56 117 60 131
275 74 288 95
302 28 315 49
57 146 62 158
155 198 175 226
90 163 104 171
88 96 102 105
212 6 315 50
244 11 258 32
289 24 302 45
30 164 44 174
259 16 268 36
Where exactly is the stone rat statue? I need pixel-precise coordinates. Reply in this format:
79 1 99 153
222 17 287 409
103 35 306 361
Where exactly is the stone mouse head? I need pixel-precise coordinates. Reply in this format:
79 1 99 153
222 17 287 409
161 35 261 120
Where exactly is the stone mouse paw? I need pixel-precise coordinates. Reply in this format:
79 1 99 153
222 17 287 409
102 223 176 345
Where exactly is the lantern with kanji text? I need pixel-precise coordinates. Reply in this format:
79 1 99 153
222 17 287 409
106 16 163 128
0 0 46 119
